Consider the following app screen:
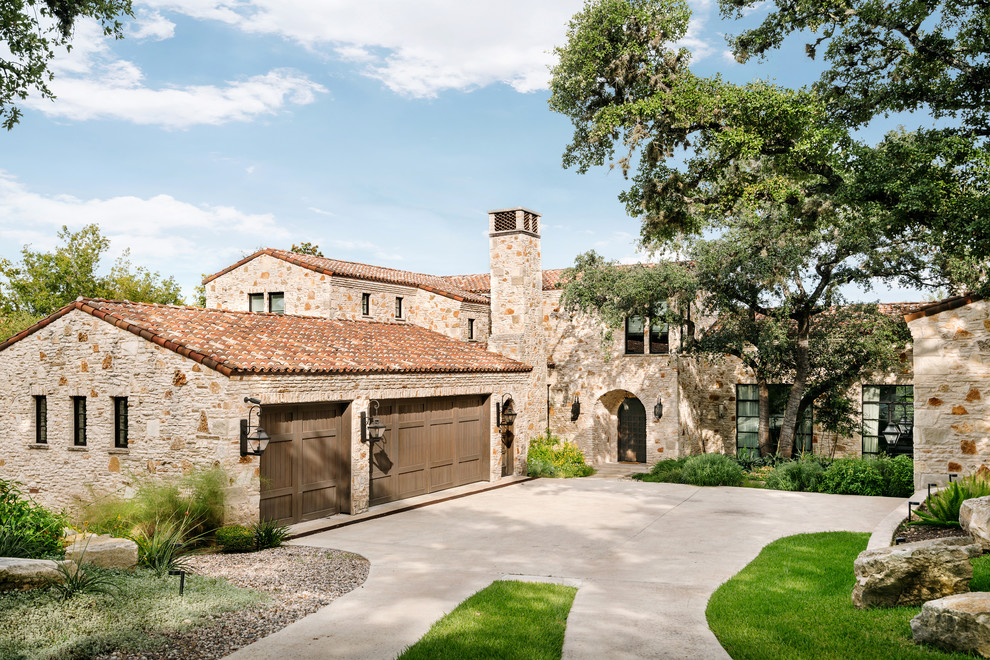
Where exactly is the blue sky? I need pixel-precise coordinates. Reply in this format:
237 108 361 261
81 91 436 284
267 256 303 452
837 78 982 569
0 0 931 303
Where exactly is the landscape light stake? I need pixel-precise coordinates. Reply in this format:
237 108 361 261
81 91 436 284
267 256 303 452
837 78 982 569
950 473 959 483
895 537 906 546
908 501 920 522
928 483 937 501
169 569 186 596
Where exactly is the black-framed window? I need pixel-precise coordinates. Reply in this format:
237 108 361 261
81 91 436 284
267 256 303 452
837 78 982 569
361 293 370 316
34 395 47 444
863 385 914 458
248 293 265 313
649 318 669 354
72 396 87 447
113 397 128 449
736 384 813 455
395 296 403 319
625 316 646 354
269 292 285 314
468 318 475 340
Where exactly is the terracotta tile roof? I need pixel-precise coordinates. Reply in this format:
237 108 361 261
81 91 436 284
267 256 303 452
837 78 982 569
203 249 491 305
903 294 983 322
443 269 568 294
0 299 532 377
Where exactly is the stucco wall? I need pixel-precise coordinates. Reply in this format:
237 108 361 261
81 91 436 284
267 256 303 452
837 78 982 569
908 300 990 486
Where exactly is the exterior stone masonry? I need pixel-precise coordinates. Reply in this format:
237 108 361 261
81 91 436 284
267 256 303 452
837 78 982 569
908 298 990 487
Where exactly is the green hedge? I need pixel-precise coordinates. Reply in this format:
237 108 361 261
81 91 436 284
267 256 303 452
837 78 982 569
526 433 595 478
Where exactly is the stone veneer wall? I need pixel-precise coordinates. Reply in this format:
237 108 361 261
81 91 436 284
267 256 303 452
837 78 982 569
0 308 530 521
908 299 990 486
205 253 490 341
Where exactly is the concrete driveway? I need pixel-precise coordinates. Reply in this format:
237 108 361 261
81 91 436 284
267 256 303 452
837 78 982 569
229 478 903 660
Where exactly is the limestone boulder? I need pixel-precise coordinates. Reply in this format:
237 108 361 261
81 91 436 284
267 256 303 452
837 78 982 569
65 533 139 569
961 496 990 551
912 592 990 657
0 557 73 591
852 536 981 608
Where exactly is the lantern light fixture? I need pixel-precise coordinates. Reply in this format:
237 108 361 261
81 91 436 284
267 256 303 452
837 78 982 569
361 400 386 443
653 397 664 421
240 396 270 457
570 396 580 421
496 393 517 429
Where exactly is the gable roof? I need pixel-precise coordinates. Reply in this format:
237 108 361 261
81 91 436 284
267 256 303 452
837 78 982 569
0 299 532 377
444 269 568 295
903 293 983 322
203 249 490 305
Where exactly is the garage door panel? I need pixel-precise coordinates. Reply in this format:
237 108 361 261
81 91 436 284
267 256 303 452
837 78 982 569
261 438 293 491
301 433 339 486
397 425 427 471
396 469 427 499
260 492 293 524
301 485 337 520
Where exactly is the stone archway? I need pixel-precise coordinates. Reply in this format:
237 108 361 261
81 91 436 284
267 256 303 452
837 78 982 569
594 389 645 464
617 397 647 462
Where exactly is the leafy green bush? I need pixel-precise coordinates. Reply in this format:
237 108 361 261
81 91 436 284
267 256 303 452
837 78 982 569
913 474 990 527
0 478 66 559
633 457 688 483
814 458 885 495
253 519 290 550
216 525 255 553
526 433 595 478
80 467 228 542
733 450 790 472
765 459 825 492
680 453 745 487
877 454 915 498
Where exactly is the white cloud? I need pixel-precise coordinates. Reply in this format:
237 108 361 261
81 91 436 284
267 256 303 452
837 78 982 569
26 18 326 128
130 10 176 40
308 207 335 217
136 0 719 97
0 171 290 296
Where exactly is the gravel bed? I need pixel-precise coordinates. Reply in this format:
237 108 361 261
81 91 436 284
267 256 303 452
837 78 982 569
96 545 369 660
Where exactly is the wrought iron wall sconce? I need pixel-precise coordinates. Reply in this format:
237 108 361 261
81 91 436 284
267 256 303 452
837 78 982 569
653 397 664 421
496 393 517 429
717 402 727 419
240 397 270 457
570 396 580 421
361 400 386 443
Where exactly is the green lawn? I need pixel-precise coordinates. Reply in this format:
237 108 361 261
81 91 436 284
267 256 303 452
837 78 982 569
707 532 990 659
398 580 578 660
0 565 266 660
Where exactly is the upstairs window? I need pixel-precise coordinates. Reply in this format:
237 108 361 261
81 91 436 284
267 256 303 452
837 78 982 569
468 318 475 340
625 316 646 354
736 384 812 455
72 396 87 447
395 297 403 319
113 397 129 449
34 395 47 444
361 293 371 316
248 293 265 313
649 319 669 354
269 292 285 314
863 385 914 458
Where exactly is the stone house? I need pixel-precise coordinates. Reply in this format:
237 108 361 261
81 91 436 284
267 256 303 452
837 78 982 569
0 206 946 524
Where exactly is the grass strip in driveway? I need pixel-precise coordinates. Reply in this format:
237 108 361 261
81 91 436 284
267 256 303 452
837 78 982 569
398 580 577 660
706 531 990 660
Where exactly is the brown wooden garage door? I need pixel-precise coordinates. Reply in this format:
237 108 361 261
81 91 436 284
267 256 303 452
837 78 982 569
259 403 350 524
370 395 490 506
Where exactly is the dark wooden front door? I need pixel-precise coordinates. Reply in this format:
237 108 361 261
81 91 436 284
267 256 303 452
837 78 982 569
371 395 490 506
259 403 350 524
618 397 647 463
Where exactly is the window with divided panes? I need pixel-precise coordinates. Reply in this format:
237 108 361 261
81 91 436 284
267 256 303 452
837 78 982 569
114 397 128 448
72 396 87 446
624 303 669 355
736 384 813 455
34 395 47 444
862 385 914 458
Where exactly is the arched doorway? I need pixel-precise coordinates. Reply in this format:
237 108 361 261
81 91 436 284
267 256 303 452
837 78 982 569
618 397 646 463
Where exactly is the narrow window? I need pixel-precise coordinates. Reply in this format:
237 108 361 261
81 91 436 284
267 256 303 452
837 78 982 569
736 384 813 456
361 293 371 316
269 292 285 314
248 293 265 313
468 318 475 340
650 302 669 354
113 397 128 449
624 316 645 354
863 385 914 458
34 395 47 444
395 296 403 319
72 396 87 447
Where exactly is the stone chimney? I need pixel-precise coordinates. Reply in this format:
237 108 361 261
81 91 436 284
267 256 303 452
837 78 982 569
487 207 547 473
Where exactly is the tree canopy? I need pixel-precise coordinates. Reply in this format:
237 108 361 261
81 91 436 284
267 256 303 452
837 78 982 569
1 0 132 130
0 224 183 339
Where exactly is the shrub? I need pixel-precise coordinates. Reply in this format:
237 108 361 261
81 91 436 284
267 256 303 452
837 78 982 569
679 453 745 487
80 466 228 542
133 518 199 577
216 525 256 553
46 552 122 601
876 454 915 498
633 457 688 483
913 473 990 527
0 478 66 559
764 459 825 492
815 459 885 496
526 433 595 478
253 519 290 550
